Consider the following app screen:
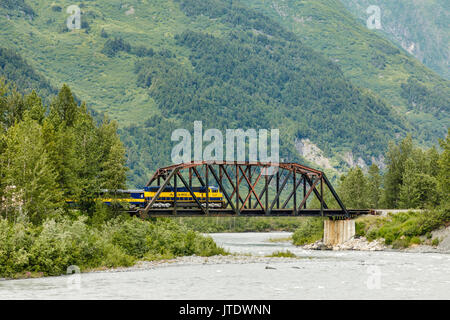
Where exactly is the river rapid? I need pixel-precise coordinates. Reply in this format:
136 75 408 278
1 232 449 299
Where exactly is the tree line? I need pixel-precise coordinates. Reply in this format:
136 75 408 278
0 79 127 224
338 133 449 210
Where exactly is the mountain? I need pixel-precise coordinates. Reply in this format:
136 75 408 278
240 0 449 144
0 0 448 187
338 0 449 80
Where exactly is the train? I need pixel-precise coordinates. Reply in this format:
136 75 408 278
67 186 225 211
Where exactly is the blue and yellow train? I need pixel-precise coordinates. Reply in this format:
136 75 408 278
72 186 225 210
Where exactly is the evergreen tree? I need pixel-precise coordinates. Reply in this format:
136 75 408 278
98 116 127 191
383 135 414 208
49 84 78 127
73 103 102 210
0 115 62 224
24 90 46 124
438 129 449 206
399 158 419 208
338 167 369 209
367 164 382 208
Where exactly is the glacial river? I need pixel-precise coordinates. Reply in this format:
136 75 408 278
1 232 449 299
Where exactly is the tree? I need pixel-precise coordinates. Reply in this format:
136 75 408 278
399 158 419 208
367 164 382 208
383 135 414 208
49 84 78 127
438 129 449 206
0 115 62 224
338 167 369 209
98 116 127 191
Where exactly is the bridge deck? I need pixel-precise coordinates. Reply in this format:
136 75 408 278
140 209 371 218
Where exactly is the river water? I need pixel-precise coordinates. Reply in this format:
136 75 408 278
1 232 449 299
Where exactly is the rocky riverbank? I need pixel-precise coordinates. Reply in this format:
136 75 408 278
302 237 386 251
301 227 450 253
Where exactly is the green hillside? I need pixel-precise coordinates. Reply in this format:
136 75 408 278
0 47 56 98
0 0 448 187
339 0 449 80
240 0 449 143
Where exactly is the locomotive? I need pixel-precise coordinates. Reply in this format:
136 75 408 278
68 186 225 211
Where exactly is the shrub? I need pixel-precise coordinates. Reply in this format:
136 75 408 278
292 218 324 245
267 250 296 258
392 238 410 249
0 216 226 278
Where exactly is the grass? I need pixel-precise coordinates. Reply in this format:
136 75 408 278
266 237 292 243
266 250 297 258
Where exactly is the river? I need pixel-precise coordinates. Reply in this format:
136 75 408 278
1 232 449 299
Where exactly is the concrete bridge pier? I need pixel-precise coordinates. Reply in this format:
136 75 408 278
323 219 355 246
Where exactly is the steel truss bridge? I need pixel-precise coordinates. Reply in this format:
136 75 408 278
139 161 370 219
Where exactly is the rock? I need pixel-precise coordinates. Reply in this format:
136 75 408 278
265 266 276 270
302 237 386 251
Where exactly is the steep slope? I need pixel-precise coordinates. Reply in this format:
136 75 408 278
240 0 449 144
339 0 449 80
0 47 56 98
0 0 447 187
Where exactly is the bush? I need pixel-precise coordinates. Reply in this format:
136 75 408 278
266 250 296 258
0 216 226 278
392 238 410 249
355 210 449 247
292 218 324 245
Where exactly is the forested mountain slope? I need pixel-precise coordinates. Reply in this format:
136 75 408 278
241 0 449 143
0 47 56 98
0 0 447 188
339 0 449 80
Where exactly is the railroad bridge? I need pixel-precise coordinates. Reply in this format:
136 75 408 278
140 161 370 244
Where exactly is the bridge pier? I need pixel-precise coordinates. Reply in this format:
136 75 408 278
323 219 355 246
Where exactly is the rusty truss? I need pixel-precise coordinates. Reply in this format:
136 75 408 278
140 161 369 218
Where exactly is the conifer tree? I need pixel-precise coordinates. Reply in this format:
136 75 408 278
438 129 449 206
338 167 369 209
367 164 382 208
49 84 78 127
383 135 414 208
0 114 62 224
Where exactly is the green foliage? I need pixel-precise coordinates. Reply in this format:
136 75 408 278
367 164 382 208
101 37 131 57
266 250 296 258
0 80 128 221
0 114 62 224
0 0 34 16
177 217 309 233
0 0 448 185
401 77 450 117
0 48 56 100
383 134 445 209
355 209 449 247
292 218 324 245
0 216 226 278
339 0 449 79
338 167 369 209
438 129 450 203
